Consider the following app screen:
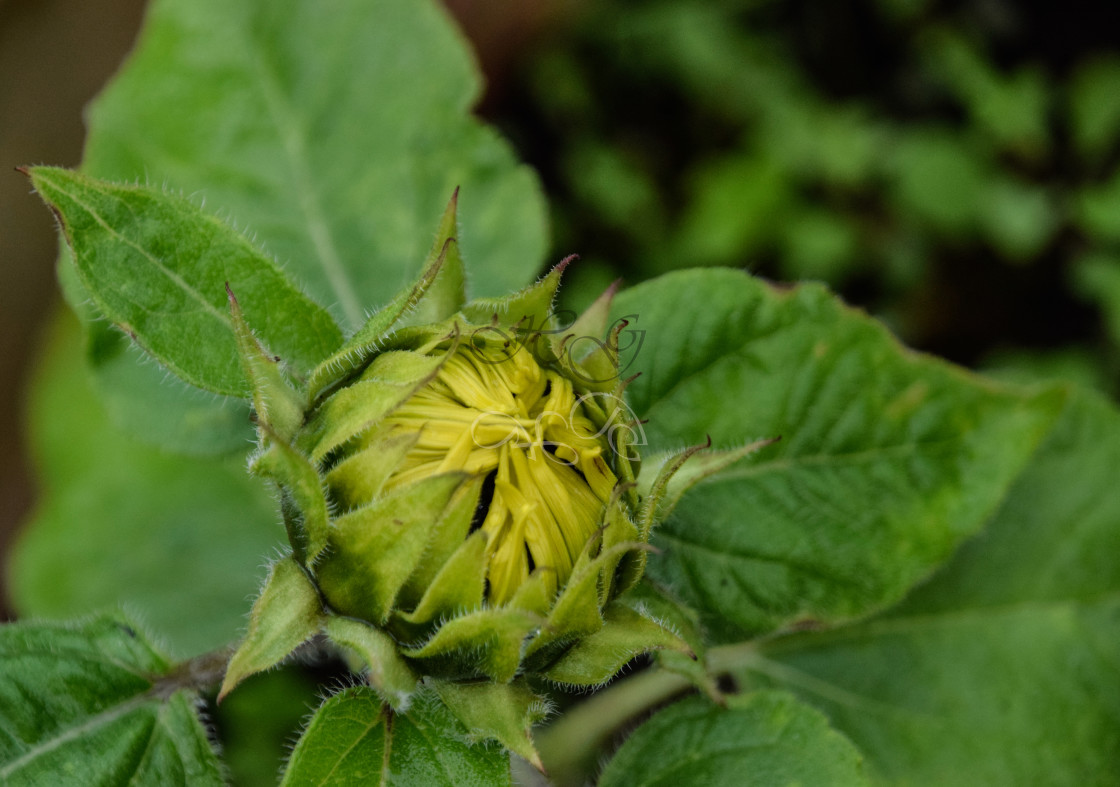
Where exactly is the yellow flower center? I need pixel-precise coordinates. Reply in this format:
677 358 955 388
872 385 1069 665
382 340 618 604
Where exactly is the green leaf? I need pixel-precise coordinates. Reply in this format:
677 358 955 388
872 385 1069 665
9 310 280 656
58 257 254 456
0 613 223 786
756 387 1120 784
431 679 548 771
81 0 546 333
598 692 869 787
221 556 324 701
88 320 254 454
612 269 1061 641
280 687 510 786
30 167 342 397
1076 167 1120 244
1074 251 1120 347
1069 55 1120 164
888 129 989 235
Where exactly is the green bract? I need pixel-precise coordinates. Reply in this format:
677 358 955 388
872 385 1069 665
218 194 728 766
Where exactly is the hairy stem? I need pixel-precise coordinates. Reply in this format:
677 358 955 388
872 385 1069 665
151 648 233 699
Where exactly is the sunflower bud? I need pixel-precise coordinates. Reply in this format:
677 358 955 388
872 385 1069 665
220 193 710 764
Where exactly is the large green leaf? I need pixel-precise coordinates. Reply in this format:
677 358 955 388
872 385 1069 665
31 167 342 397
0 613 223 786
755 387 1120 784
611 269 1061 641
8 311 279 656
81 0 545 334
280 687 510 786
598 692 869 787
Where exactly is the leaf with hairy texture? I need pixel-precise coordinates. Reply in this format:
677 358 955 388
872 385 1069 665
0 614 223 786
280 687 510 786
598 692 869 787
753 386 1120 785
30 167 342 397
611 269 1062 641
80 0 545 334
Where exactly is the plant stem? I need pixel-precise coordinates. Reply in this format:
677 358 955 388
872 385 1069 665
536 641 762 785
537 669 692 785
151 647 233 699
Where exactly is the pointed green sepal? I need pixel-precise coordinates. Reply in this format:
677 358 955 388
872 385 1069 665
508 568 557 617
526 540 653 661
461 255 573 329
542 602 693 688
560 279 621 363
227 284 306 441
304 354 446 461
567 312 630 394
403 607 542 682
397 530 490 629
637 437 779 538
315 474 468 624
306 234 459 400
403 189 466 326
325 616 419 711
432 678 550 772
220 556 323 701
397 474 484 608
598 496 642 602
325 426 420 512
251 438 331 564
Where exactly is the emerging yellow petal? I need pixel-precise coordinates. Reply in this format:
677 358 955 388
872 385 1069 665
383 339 618 605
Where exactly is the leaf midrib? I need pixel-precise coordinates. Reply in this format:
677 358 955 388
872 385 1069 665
0 693 150 779
43 175 232 330
243 32 363 330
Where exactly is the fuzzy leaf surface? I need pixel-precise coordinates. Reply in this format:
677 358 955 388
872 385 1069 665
81 0 546 334
754 387 1120 785
598 691 869 787
56 258 253 456
9 312 279 656
280 687 510 786
612 269 1061 640
31 167 341 397
0 614 223 786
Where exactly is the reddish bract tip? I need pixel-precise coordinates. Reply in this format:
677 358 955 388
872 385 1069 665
555 253 579 273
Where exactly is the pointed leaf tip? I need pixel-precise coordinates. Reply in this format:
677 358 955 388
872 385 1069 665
219 556 323 702
556 253 579 274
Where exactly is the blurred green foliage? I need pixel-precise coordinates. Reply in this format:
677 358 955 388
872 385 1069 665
506 0 1120 392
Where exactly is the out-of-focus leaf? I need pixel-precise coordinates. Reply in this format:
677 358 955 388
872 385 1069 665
889 129 989 235
9 310 279 656
1070 55 1120 164
82 0 546 334
1076 169 1120 243
756 386 1120 784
